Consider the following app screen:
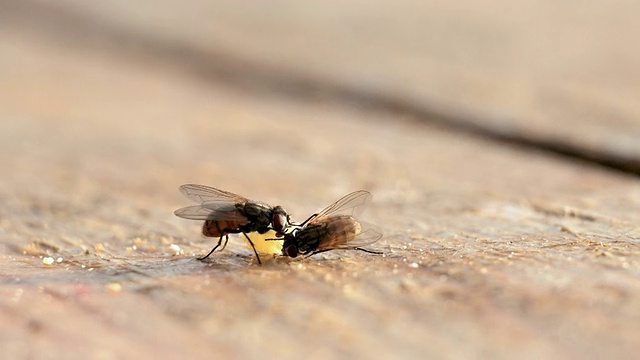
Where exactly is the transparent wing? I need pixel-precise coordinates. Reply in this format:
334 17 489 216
311 190 371 224
317 219 383 251
174 204 250 222
178 184 248 204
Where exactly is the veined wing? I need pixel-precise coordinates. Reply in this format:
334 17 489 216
178 184 248 205
311 190 371 224
174 203 250 222
316 219 383 251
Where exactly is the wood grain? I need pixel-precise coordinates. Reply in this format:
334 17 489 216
3 0 638 172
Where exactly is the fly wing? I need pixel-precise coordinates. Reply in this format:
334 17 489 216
174 204 250 222
178 184 248 205
316 219 383 251
311 190 371 224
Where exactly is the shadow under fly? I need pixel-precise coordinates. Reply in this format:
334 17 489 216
276 190 383 259
174 184 297 264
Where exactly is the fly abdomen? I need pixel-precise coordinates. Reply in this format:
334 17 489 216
323 215 361 242
202 220 244 237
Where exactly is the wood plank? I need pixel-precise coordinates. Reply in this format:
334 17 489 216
1 14 640 360
3 0 639 171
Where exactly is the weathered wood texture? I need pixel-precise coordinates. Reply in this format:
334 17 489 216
3 0 639 171
1 1 639 359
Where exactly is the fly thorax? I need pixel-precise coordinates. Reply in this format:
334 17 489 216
242 202 271 227
297 224 326 253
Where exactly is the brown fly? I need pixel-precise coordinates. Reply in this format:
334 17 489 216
278 190 383 258
174 184 296 264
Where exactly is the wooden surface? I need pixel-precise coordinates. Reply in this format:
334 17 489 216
5 0 639 171
1 1 639 359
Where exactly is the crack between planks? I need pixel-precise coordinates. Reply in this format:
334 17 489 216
2 0 639 177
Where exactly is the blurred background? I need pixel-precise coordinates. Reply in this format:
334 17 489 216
1 1 639 359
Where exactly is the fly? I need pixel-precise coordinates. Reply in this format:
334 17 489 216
174 184 296 264
279 190 383 258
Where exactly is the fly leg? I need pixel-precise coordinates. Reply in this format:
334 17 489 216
281 213 317 238
198 234 227 261
265 237 283 241
354 247 383 255
307 247 383 258
219 234 230 251
306 249 331 258
298 213 318 227
242 232 262 265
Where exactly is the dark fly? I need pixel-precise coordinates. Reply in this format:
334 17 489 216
280 190 383 258
174 184 295 264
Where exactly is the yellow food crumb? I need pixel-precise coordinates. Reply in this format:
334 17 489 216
243 230 283 255
42 257 55 265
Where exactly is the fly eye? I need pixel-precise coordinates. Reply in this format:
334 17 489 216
285 245 298 258
272 213 286 232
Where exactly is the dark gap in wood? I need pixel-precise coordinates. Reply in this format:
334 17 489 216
3 0 639 177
